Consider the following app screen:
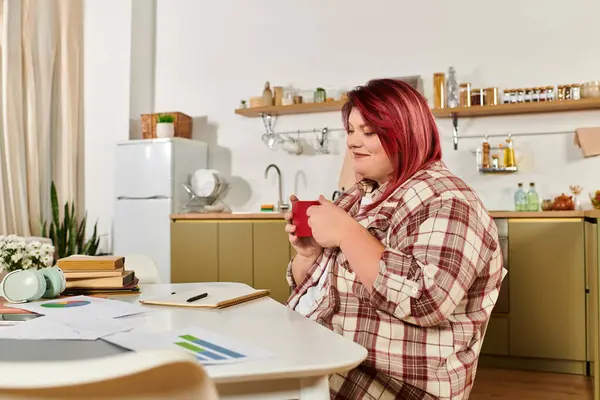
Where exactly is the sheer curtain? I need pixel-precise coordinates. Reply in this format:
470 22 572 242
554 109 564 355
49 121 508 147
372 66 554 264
0 0 83 236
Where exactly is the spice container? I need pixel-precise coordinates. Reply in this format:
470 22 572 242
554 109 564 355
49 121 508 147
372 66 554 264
532 87 540 102
482 140 490 168
541 199 553 211
571 84 581 100
459 83 472 107
491 155 499 168
510 89 518 103
314 87 326 103
517 88 525 103
547 86 555 101
471 88 485 106
433 73 445 109
484 87 499 105
557 85 566 101
503 89 512 104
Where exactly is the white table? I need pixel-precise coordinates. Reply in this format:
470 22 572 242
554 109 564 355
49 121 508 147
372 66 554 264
0 282 368 400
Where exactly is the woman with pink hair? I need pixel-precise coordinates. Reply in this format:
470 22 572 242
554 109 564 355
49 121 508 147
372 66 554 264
284 78 505 399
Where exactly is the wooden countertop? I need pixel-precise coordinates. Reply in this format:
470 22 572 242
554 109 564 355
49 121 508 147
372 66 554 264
171 210 600 220
172 212 286 220
489 211 585 218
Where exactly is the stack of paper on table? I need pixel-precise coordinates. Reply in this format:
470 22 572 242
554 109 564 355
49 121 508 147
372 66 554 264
57 256 139 295
0 295 148 340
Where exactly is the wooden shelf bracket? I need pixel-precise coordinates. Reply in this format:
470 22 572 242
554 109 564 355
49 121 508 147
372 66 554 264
452 113 459 150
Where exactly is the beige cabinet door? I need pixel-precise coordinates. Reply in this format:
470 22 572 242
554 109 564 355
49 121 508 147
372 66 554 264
171 221 218 283
218 221 253 286
508 218 586 361
253 221 291 304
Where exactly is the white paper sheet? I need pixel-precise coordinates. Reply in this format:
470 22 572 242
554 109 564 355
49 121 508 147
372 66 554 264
103 327 272 365
0 316 138 340
3 296 148 321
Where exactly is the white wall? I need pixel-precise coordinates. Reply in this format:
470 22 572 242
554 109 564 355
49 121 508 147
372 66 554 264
151 0 600 212
86 0 600 242
84 0 133 252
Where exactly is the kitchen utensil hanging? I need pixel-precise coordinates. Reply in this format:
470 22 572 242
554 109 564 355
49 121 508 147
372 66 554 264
315 127 329 154
261 114 283 150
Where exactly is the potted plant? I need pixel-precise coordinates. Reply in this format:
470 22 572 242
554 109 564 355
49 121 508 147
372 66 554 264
0 235 55 279
40 182 101 260
156 114 175 138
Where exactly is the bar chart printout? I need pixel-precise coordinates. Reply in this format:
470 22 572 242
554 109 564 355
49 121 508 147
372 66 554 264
175 334 246 362
103 327 272 365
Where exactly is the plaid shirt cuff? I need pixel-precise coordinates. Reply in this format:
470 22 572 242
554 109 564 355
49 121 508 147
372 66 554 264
286 257 297 290
370 248 422 319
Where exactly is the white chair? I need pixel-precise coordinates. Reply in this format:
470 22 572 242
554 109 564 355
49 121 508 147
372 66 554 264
124 254 162 284
0 349 219 399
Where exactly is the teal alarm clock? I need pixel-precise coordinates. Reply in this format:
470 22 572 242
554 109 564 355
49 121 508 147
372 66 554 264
0 266 66 303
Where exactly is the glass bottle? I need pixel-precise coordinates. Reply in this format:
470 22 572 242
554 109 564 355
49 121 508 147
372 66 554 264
446 66 459 108
503 135 516 168
527 182 539 211
514 183 527 211
262 81 273 106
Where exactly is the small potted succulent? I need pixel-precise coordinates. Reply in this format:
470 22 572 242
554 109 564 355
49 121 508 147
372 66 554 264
156 114 175 138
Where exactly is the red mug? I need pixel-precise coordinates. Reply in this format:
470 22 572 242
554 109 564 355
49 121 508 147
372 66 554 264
292 200 320 237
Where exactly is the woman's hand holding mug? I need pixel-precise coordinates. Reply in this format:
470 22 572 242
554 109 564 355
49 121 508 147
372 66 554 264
284 195 323 262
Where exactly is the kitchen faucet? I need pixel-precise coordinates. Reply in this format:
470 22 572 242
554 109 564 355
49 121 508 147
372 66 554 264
264 164 289 212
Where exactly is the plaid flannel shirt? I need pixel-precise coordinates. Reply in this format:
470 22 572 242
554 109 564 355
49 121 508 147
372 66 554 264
286 161 505 400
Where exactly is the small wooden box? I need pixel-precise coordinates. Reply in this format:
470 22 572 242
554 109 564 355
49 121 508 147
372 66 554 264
141 112 192 139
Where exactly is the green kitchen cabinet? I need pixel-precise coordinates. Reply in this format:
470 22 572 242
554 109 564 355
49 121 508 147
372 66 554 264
480 315 510 356
585 219 600 400
218 221 254 286
253 220 291 304
171 221 219 283
508 218 586 362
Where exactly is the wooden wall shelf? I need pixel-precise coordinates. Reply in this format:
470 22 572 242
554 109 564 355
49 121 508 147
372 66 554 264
432 98 600 118
234 101 345 118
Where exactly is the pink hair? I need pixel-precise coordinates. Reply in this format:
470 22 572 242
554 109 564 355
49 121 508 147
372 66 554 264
342 78 442 210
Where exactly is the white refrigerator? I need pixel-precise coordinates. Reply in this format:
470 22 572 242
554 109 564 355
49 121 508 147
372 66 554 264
113 138 208 283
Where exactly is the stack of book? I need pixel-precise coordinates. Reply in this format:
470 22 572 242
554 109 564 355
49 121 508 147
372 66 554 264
56 256 139 295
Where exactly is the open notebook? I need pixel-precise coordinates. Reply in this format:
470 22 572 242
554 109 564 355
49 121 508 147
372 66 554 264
139 285 270 309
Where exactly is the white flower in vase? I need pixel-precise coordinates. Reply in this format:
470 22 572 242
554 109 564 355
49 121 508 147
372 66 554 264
0 235 55 273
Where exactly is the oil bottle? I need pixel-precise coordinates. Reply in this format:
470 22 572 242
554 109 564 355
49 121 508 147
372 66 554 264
503 134 516 168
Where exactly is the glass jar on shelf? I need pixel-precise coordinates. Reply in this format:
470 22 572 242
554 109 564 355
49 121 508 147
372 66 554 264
547 86 555 101
502 89 511 104
571 84 581 100
459 83 472 107
557 85 566 101
471 88 485 106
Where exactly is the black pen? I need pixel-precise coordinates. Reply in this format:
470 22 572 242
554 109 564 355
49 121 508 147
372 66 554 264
186 293 208 303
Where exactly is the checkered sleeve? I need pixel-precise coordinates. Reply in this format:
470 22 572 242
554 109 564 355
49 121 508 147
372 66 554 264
286 258 296 289
370 197 485 327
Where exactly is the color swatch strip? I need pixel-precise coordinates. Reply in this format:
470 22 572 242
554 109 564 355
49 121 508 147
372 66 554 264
179 334 245 359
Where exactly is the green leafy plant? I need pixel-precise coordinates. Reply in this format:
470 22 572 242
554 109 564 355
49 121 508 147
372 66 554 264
157 113 175 123
40 182 100 259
